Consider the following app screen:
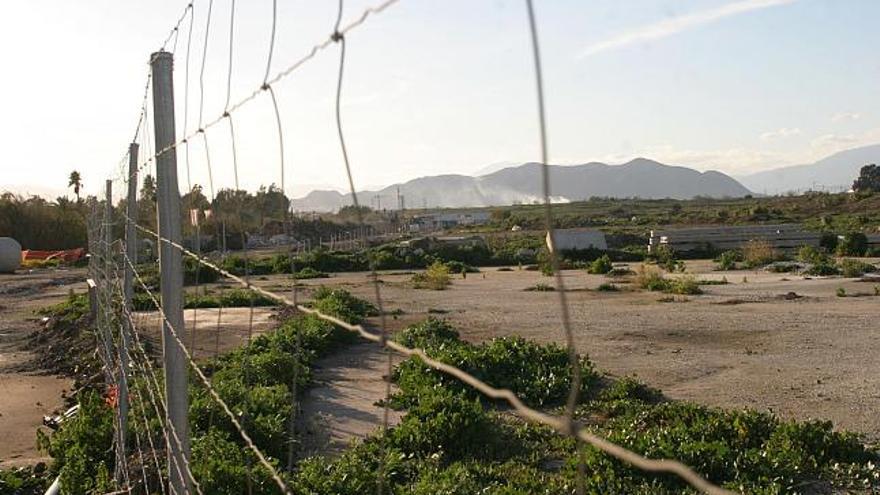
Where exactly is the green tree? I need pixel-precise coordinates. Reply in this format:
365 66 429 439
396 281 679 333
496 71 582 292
852 164 880 193
68 170 83 202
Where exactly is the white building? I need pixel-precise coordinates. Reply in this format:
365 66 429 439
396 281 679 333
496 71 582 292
547 228 607 252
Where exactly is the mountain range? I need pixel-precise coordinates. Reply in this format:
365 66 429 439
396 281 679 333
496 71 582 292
737 144 880 194
291 158 752 211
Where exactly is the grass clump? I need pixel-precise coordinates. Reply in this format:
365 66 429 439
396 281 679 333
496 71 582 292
666 275 703 295
596 282 619 292
742 239 778 268
411 261 452 290
715 250 740 270
635 264 668 291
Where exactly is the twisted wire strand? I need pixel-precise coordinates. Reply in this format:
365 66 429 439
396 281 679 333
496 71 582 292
523 1 586 492
124 0 403 185
328 2 393 491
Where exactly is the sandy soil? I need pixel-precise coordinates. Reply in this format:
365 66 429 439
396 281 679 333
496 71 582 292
258 260 880 442
297 343 403 458
0 269 83 468
134 307 277 359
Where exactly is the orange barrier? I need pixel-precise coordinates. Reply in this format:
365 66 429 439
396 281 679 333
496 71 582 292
21 248 86 263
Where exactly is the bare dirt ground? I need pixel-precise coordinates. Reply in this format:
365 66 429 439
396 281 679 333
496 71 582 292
135 306 277 359
260 260 880 442
297 343 403 458
0 269 83 468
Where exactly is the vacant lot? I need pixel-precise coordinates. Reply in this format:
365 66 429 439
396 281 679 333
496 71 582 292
0 269 82 468
258 260 880 441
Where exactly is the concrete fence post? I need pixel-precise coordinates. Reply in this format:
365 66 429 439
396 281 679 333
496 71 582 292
150 50 190 495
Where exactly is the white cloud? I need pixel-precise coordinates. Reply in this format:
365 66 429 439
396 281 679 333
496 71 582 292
831 112 861 123
810 127 880 156
760 127 802 141
577 0 797 59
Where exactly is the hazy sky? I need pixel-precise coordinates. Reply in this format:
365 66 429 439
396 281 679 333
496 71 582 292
2 0 879 200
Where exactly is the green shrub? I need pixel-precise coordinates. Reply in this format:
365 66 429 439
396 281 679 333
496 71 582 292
393 320 597 409
36 392 115 495
715 250 739 271
587 255 614 275
653 245 684 272
838 258 876 278
411 261 452 290
798 245 826 265
806 262 840 277
665 275 703 295
596 282 619 292
837 232 869 257
635 265 668 291
312 287 378 324
837 287 847 298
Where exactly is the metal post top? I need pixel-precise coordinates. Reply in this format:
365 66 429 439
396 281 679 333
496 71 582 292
150 50 173 65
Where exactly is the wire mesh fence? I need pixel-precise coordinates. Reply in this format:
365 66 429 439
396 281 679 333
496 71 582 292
81 1 741 494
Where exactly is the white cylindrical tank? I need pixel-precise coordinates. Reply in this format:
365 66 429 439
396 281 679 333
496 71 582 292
0 237 22 273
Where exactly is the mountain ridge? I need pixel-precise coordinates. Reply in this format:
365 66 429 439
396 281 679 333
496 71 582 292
738 143 880 193
291 158 752 211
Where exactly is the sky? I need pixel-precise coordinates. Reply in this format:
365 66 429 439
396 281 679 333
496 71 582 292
1 0 879 201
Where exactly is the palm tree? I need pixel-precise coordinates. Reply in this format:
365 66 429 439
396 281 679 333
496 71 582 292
68 170 83 202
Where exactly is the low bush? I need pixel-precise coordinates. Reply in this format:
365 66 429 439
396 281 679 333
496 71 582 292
666 275 703 295
635 264 668 291
838 258 877 278
311 287 378 324
131 288 278 311
806 262 840 277
606 267 634 277
587 255 613 275
596 282 619 292
715 250 739 271
295 267 329 279
392 318 597 409
411 261 452 290
742 239 778 268
837 232 869 257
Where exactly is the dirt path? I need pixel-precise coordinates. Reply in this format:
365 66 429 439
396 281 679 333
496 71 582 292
0 269 83 468
297 342 403 458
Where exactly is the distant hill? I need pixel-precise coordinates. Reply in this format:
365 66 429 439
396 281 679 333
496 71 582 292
738 144 880 194
291 158 752 212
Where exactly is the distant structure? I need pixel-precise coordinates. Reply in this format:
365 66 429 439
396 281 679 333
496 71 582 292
407 210 490 232
648 224 820 254
548 228 607 252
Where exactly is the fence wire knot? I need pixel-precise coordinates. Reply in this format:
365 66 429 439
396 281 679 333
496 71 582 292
332 31 344 42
